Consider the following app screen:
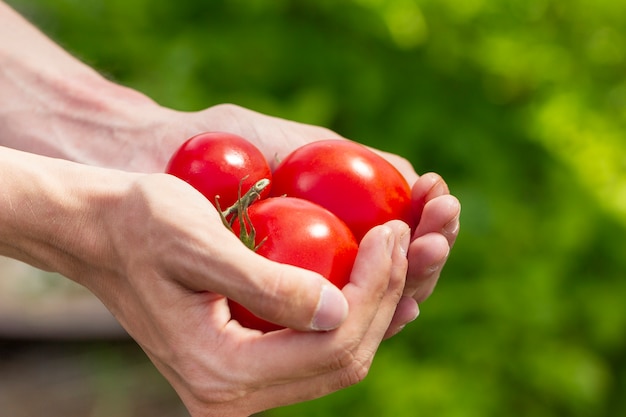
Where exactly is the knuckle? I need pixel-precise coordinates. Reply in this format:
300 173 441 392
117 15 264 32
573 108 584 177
337 354 373 389
210 102 245 114
257 266 296 322
327 339 374 389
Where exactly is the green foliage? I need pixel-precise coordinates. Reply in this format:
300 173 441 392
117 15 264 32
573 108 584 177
8 0 626 415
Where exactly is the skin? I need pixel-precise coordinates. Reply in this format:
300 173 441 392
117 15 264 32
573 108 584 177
0 2 460 416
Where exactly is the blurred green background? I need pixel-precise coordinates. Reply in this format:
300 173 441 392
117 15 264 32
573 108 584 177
4 0 626 416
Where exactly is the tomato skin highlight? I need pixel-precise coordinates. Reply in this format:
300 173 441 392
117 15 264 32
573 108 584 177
271 139 414 242
229 197 358 332
165 131 271 209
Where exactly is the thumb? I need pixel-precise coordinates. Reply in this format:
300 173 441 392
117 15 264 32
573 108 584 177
219 249 349 332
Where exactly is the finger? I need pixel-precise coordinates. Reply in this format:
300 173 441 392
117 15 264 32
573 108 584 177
405 232 450 302
411 172 450 223
374 220 415 340
345 220 409 346
383 296 420 339
413 194 460 248
413 172 450 202
354 219 409 343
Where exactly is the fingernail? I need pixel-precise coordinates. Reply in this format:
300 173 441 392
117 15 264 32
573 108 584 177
412 304 421 321
399 228 411 257
389 304 420 338
384 226 395 256
430 179 447 198
443 216 460 235
403 298 420 323
443 200 461 235
311 284 349 331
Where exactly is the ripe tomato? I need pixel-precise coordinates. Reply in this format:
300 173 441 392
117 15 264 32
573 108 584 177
271 140 414 242
229 197 358 332
165 131 271 209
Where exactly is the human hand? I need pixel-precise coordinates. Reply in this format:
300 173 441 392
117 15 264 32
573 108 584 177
135 103 461 337
0 144 410 415
84 173 411 417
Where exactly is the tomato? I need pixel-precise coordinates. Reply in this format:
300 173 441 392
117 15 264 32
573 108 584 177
229 197 358 332
165 131 271 209
271 139 414 242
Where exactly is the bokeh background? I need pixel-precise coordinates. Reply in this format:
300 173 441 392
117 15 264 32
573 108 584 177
2 0 626 416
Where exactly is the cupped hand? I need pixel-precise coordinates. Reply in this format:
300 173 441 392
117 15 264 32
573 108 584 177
143 103 461 336
89 172 410 417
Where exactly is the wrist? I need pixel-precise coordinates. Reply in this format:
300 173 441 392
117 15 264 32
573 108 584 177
0 53 165 167
0 2 169 172
0 146 134 282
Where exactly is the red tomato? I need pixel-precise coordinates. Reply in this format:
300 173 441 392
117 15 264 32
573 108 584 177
271 140 414 242
229 197 358 332
165 132 271 209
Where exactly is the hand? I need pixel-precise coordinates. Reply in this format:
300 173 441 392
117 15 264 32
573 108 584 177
0 144 410 416
126 103 461 337
84 173 411 417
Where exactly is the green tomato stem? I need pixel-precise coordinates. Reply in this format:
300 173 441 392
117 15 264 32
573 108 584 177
216 178 270 251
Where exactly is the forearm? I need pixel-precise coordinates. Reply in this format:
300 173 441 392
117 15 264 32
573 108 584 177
0 1 166 171
0 145 131 281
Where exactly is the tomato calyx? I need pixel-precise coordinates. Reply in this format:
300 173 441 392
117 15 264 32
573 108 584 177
217 178 270 251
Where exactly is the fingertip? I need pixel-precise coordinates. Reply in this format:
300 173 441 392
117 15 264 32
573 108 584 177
310 284 349 331
361 223 395 256
409 232 450 271
417 171 443 184
384 296 420 339
440 195 461 244
404 232 449 298
412 192 461 245
414 173 448 197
